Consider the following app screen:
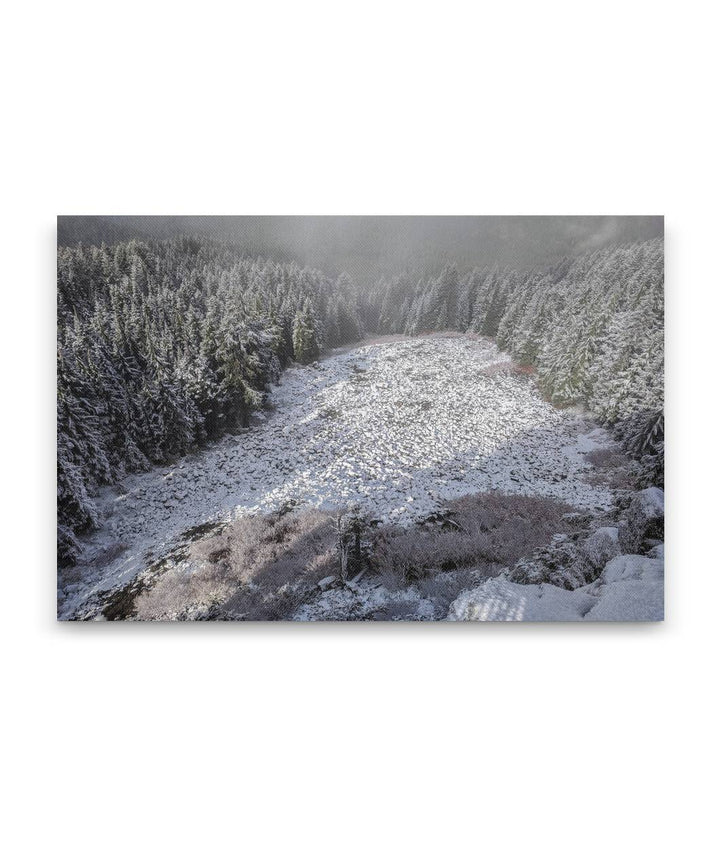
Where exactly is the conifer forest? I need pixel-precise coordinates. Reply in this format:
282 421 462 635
57 216 664 621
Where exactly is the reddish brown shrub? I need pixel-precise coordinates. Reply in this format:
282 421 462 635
370 492 576 585
134 508 338 620
478 361 536 378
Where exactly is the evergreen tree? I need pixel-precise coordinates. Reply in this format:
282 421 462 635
292 304 321 364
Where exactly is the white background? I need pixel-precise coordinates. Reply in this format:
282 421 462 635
2 1 717 854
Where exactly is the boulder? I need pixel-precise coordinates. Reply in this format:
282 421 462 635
561 511 593 529
647 543 664 560
447 550 664 622
619 487 664 553
599 553 663 585
580 553 664 621
508 534 592 590
583 580 664 621
447 577 597 622
580 527 620 571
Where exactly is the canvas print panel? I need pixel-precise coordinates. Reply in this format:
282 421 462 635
57 216 664 621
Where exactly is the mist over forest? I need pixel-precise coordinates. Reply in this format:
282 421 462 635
58 215 663 284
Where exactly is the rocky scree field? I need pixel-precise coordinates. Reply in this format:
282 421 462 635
58 335 652 621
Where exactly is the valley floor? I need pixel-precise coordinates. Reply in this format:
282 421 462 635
58 334 628 620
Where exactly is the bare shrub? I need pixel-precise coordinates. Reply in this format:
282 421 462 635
375 600 422 621
133 491 584 620
370 492 577 589
134 564 234 620
478 361 535 378
583 446 638 490
135 507 340 620
584 448 626 468
415 569 479 612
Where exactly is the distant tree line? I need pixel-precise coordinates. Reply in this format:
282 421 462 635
58 236 663 565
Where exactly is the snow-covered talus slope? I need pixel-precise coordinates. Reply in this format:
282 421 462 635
58 335 617 619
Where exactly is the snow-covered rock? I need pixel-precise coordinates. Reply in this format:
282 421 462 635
580 553 663 621
599 553 663 585
619 487 664 553
647 543 664 560
508 534 591 590
448 551 664 622
447 577 597 621
561 511 593 529
580 526 620 571
583 580 664 621
581 552 664 620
